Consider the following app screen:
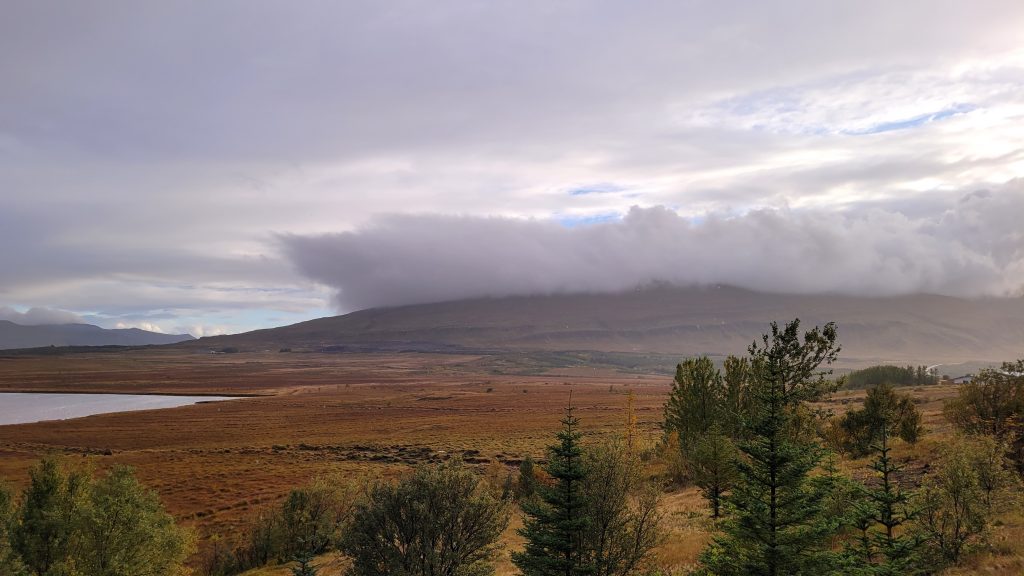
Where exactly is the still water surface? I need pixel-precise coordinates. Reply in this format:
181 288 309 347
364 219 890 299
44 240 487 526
0 392 235 425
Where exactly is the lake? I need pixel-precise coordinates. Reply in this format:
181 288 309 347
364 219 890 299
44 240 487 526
0 392 237 426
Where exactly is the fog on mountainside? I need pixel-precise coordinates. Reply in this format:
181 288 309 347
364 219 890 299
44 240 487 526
186 285 1024 365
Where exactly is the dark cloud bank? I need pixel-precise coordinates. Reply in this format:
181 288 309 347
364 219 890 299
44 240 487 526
281 183 1024 312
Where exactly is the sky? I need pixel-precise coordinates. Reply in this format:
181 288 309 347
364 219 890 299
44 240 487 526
2 1 1024 336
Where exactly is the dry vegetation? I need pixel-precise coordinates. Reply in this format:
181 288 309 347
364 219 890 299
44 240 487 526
0 348 1021 574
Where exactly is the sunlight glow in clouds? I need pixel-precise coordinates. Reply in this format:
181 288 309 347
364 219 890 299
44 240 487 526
2 1 1024 332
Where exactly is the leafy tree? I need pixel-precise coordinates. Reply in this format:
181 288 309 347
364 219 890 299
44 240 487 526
657 432 687 486
277 475 353 561
580 442 662 575
515 404 594 576
75 466 192 576
915 438 989 564
847 422 923 575
0 481 27 576
519 456 539 500
944 360 1024 470
663 357 724 451
721 355 752 437
836 383 923 457
341 463 510 576
10 458 190 576
966 434 1016 511
699 319 841 576
688 425 739 519
12 457 89 575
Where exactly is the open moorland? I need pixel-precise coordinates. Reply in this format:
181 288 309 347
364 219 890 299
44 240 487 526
0 347 1019 574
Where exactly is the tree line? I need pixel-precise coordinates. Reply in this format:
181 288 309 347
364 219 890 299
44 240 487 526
2 320 1022 575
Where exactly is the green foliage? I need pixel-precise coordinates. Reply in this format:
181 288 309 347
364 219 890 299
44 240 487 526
687 426 739 519
835 383 923 457
199 473 355 575
580 442 663 575
663 356 725 451
341 463 510 576
519 456 539 500
290 552 318 576
277 475 352 561
721 355 752 437
0 482 27 576
943 360 1024 469
915 437 991 564
659 355 751 516
846 424 923 576
515 405 593 576
7 458 190 576
76 466 192 576
844 365 937 390
699 319 842 576
12 457 89 576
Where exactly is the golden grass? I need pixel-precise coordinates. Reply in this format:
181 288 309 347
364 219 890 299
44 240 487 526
1 349 1021 574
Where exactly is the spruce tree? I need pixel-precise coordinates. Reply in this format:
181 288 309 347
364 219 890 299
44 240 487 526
699 319 841 576
514 402 594 576
663 356 724 451
689 425 739 519
848 422 922 575
290 551 318 576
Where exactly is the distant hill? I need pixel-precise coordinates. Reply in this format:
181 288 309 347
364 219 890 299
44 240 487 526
0 320 194 350
185 285 1024 364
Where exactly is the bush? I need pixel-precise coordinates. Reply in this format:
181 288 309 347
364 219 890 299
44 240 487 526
341 463 510 576
944 360 1024 470
198 473 356 575
7 457 192 576
834 383 923 457
914 436 1000 565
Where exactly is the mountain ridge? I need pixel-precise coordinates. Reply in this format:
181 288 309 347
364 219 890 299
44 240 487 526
0 320 195 350
182 285 1024 364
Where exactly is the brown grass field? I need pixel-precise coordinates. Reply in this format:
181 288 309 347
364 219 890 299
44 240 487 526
0 348 1021 575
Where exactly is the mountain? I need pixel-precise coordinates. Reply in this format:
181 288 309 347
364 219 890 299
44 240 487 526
186 285 1024 364
0 321 194 350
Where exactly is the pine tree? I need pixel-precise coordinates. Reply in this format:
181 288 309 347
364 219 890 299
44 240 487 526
290 551 318 576
663 356 724 451
699 319 841 576
689 425 739 519
514 401 594 576
848 422 923 575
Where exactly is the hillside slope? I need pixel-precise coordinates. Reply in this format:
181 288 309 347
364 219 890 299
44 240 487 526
187 286 1024 364
0 321 194 350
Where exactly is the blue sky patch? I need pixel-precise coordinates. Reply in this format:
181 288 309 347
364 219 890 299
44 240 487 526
849 103 976 135
554 212 623 228
568 183 627 196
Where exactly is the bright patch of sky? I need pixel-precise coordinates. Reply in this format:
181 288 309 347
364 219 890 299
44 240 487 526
2 1 1024 332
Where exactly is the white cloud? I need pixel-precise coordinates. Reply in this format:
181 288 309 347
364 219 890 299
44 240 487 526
282 183 1024 311
1 1 1023 327
0 306 84 325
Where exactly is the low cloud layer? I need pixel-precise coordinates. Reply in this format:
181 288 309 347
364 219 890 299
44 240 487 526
3 2 1023 331
0 306 84 325
282 183 1024 311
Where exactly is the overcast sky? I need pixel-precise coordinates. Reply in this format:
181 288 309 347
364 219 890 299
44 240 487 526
2 1 1023 336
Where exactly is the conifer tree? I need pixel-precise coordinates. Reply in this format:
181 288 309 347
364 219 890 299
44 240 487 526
689 425 739 519
514 402 594 576
663 356 724 451
848 422 922 575
699 319 841 576
290 551 318 576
